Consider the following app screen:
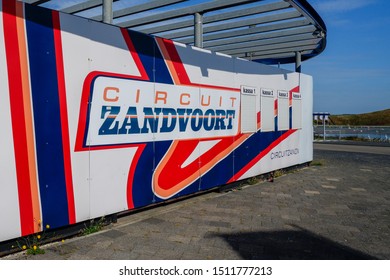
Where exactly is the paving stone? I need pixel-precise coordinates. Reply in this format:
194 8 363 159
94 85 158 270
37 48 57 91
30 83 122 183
277 193 293 198
351 188 366 192
101 229 126 239
3 146 390 260
206 221 232 228
281 214 301 221
167 235 192 244
326 178 340 182
359 169 372 172
304 190 321 195
322 185 337 189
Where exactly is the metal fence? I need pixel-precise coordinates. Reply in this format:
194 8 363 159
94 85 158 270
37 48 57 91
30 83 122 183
314 125 390 142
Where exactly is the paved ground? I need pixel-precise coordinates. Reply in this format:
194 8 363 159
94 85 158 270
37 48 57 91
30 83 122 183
314 142 390 155
3 143 390 260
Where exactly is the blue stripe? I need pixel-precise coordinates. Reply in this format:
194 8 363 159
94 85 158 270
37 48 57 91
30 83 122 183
127 30 173 85
200 131 287 190
131 131 289 206
132 141 173 207
275 116 278 131
25 5 69 228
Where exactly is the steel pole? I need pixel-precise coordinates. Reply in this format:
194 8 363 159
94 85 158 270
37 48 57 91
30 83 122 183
295 51 301 73
194 12 203 48
103 0 113 24
323 116 326 141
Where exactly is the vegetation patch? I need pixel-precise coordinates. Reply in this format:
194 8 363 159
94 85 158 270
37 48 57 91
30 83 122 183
273 169 284 178
246 176 260 185
310 160 324 166
14 222 55 255
80 217 106 236
329 109 390 126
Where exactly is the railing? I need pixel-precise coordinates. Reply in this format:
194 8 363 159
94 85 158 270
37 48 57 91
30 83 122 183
314 125 390 142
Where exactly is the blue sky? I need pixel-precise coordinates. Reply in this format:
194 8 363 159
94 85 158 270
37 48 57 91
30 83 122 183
42 0 390 115
302 0 390 114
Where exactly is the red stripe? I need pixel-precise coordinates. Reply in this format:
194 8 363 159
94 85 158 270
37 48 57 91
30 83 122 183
75 71 95 152
289 86 299 106
3 1 35 236
161 38 240 92
160 38 191 85
290 86 300 94
120 28 149 80
228 129 297 183
52 11 76 224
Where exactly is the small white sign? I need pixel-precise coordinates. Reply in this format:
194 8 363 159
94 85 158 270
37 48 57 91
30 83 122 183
292 92 301 99
261 88 275 98
240 85 257 95
278 90 289 99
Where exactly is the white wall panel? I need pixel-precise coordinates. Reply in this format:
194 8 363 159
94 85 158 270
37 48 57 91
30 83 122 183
241 94 257 133
0 7 22 240
60 13 92 222
261 88 275 132
292 95 302 129
278 90 289 131
298 74 313 163
176 44 236 87
89 148 137 218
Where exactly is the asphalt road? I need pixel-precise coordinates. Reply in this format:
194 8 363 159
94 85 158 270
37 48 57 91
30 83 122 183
314 142 390 155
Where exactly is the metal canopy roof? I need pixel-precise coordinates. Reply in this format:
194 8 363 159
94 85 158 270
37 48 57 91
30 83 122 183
21 0 327 66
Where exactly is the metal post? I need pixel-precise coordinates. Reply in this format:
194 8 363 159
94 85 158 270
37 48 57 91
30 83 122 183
323 115 326 141
103 0 113 24
194 12 203 48
295 51 301 73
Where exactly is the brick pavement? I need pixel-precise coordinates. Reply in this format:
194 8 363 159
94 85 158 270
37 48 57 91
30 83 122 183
3 144 390 260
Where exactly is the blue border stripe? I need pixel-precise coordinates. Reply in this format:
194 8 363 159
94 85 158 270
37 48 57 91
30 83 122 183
25 5 69 228
275 116 278 131
127 30 173 85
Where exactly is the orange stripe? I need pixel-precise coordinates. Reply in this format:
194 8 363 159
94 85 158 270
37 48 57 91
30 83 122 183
197 135 247 176
156 37 240 92
16 1 41 233
153 134 248 198
153 141 181 198
274 99 278 116
155 37 181 85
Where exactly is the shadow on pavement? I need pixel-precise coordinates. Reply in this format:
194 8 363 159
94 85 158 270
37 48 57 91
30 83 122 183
209 225 377 260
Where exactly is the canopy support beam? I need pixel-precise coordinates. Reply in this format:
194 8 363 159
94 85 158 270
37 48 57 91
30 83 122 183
295 51 302 73
103 0 113 24
194 12 203 48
